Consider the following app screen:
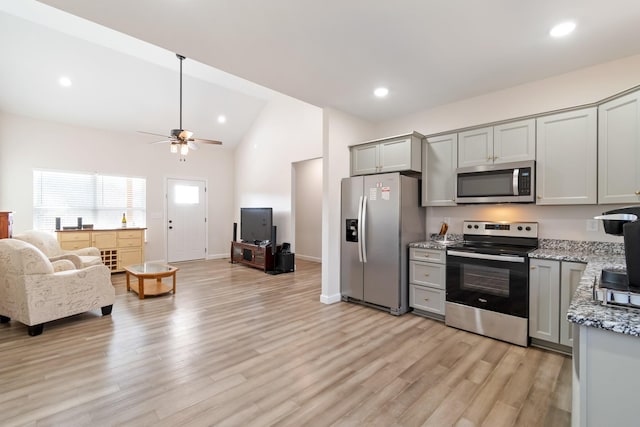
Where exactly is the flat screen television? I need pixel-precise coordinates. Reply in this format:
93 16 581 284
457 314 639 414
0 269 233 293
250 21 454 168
240 207 273 243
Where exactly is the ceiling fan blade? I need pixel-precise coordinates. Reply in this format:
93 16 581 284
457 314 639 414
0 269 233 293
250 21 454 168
187 141 199 150
150 140 172 144
192 137 223 145
138 130 171 138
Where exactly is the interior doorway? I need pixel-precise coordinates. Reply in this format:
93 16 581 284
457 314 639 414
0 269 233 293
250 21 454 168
166 178 207 262
292 158 322 262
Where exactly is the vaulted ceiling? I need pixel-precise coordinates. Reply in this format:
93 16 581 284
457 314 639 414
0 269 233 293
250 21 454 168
2 1 640 148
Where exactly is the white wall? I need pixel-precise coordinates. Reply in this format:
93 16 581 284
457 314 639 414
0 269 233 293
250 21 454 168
233 94 322 245
377 54 640 137
0 112 235 260
321 108 375 303
293 158 322 261
374 53 640 243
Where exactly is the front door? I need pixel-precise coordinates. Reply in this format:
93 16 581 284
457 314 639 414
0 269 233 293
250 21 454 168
167 178 206 262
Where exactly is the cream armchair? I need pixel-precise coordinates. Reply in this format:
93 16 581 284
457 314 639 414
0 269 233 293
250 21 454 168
13 230 103 269
0 239 115 336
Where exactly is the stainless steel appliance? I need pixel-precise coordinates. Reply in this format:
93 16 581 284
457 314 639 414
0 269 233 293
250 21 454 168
445 221 538 346
341 173 425 315
455 160 535 204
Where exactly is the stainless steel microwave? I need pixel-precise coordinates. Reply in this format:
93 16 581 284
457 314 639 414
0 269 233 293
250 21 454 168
455 160 535 204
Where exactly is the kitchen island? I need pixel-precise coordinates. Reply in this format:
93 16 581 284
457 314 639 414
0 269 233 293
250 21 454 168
530 241 638 427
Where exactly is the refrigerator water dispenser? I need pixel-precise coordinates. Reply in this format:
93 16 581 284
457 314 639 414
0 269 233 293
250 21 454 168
345 219 358 242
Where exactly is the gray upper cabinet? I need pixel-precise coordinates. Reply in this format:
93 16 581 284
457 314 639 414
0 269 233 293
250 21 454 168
493 119 536 164
350 133 422 176
351 144 379 175
457 126 493 167
536 107 597 205
598 90 640 204
422 133 457 206
457 119 535 168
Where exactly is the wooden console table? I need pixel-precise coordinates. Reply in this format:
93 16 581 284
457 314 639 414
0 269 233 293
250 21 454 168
57 228 145 272
230 241 276 272
0 212 13 239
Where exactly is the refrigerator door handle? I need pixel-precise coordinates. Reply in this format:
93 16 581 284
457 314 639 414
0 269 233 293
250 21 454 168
357 196 364 263
361 195 368 263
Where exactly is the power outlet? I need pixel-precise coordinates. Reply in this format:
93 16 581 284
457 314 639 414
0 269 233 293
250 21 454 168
586 219 599 232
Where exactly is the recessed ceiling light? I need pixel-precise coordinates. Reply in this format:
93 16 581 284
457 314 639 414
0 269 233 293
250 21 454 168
58 76 72 87
217 115 226 124
550 21 576 38
374 87 389 98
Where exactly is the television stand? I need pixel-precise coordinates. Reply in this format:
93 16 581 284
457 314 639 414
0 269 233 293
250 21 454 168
230 241 276 272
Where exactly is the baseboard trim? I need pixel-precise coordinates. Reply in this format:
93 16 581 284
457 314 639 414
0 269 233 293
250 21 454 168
206 253 229 260
320 293 342 304
295 254 322 263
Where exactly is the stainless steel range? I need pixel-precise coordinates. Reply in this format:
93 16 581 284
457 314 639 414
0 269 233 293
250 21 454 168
445 221 538 346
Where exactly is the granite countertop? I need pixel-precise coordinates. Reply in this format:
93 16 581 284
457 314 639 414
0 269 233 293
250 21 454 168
409 234 462 250
530 240 640 336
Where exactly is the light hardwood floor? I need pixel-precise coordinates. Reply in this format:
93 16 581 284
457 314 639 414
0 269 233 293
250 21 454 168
0 259 571 426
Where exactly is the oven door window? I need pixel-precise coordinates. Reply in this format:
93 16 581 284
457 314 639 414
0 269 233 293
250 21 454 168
462 264 509 297
446 254 528 318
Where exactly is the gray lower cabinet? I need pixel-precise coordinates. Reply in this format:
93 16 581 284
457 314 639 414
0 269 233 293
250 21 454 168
409 247 445 319
559 261 587 347
529 258 586 350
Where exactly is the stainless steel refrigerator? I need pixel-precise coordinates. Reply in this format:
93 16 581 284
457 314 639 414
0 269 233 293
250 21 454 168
341 173 425 315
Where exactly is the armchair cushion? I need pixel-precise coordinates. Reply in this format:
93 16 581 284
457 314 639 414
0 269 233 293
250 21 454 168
52 259 76 272
0 239 115 334
13 230 103 268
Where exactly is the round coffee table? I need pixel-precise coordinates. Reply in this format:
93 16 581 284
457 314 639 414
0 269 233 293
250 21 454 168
124 263 178 299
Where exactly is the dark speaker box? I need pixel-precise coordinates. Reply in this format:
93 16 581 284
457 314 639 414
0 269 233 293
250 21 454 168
233 222 238 242
271 225 277 255
276 253 295 273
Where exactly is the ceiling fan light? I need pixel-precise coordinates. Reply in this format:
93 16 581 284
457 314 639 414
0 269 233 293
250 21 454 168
179 130 193 140
180 144 189 155
170 143 178 154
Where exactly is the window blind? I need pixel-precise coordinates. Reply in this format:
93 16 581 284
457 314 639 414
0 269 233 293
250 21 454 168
33 169 146 230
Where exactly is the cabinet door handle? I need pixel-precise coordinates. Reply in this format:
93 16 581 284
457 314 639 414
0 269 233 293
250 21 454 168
424 273 430 277
635 191 640 195
537 195 542 199
493 156 498 160
487 156 492 160
423 298 429 301
531 266 536 270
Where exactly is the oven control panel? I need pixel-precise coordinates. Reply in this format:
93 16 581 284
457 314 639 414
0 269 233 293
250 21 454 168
462 221 538 238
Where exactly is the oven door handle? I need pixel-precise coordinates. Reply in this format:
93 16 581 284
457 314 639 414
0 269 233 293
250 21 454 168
447 250 526 263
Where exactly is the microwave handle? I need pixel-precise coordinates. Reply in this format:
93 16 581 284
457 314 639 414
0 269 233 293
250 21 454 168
513 168 519 195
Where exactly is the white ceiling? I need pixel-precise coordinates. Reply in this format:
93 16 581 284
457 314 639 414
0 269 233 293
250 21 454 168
3 1 640 148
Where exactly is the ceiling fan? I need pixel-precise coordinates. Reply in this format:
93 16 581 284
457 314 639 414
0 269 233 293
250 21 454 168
139 53 222 160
